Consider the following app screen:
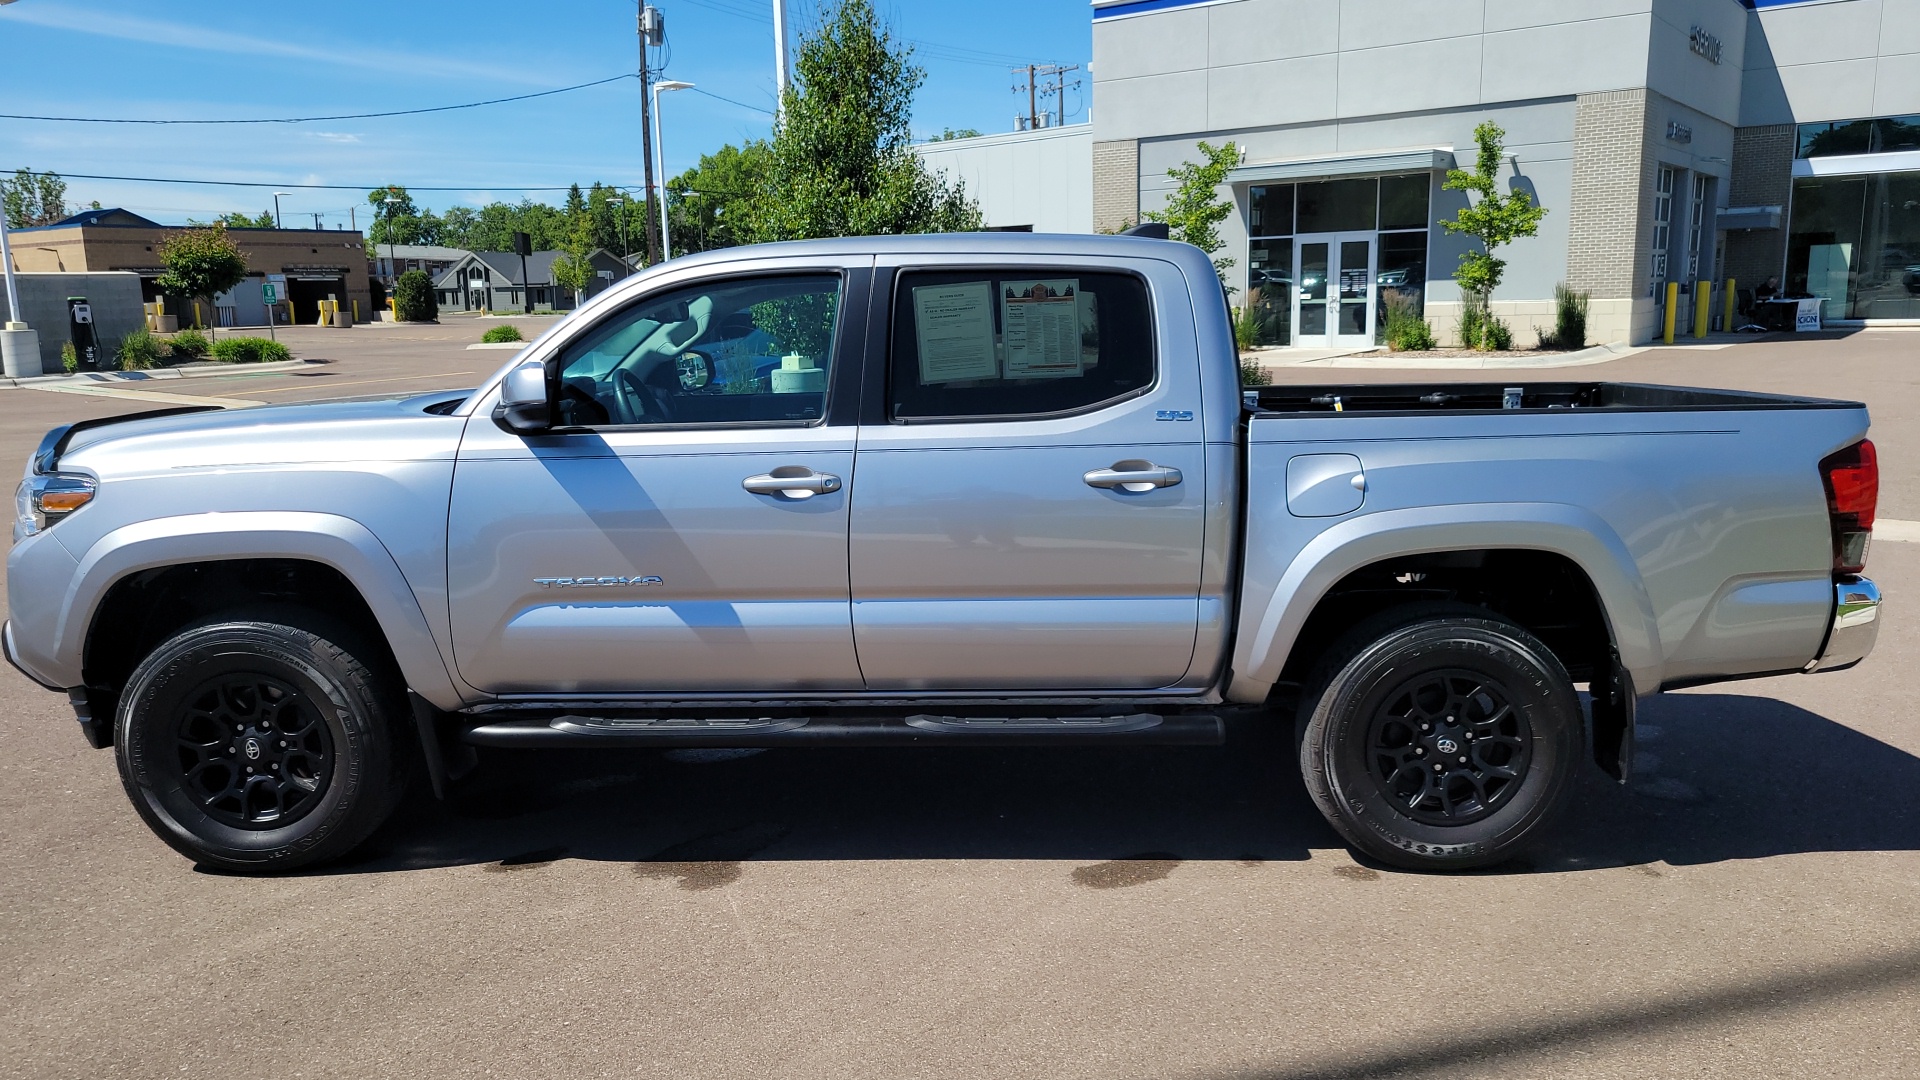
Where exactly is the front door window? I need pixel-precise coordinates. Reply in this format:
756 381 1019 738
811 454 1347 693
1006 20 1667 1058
1293 233 1374 347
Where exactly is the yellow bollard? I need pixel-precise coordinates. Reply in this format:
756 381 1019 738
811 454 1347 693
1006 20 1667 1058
1723 277 1737 333
1693 280 1711 339
352 300 360 323
1663 282 1679 344
194 301 203 328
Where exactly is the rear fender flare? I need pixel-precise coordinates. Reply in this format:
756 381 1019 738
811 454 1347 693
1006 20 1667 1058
58 511 466 710
1228 502 1664 702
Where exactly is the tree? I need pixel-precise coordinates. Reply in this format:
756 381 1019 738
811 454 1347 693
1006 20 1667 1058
668 140 773 255
2 168 70 228
155 225 250 329
204 211 275 229
1441 121 1547 303
749 0 981 241
927 127 982 142
1144 140 1239 289
548 216 597 307
392 269 438 322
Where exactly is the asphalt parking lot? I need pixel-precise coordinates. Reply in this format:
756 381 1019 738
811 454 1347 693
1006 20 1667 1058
2 328 1917 1079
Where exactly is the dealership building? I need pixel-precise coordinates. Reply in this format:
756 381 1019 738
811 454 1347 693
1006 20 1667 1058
1063 0 1920 346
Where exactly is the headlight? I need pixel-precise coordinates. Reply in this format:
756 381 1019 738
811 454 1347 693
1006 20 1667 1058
14 474 95 538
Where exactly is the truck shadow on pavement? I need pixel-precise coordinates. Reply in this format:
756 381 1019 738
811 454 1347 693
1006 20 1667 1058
334 692 1920 876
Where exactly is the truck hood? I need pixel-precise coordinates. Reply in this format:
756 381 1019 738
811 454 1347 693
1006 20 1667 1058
48 391 474 480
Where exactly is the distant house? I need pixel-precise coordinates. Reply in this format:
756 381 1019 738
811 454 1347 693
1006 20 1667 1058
433 249 627 312
5 208 371 326
369 244 471 291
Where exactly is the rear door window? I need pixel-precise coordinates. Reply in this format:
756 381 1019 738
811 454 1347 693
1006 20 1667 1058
888 269 1154 422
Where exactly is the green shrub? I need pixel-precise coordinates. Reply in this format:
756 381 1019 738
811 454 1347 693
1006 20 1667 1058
1484 315 1513 350
394 269 438 322
1239 356 1271 387
117 328 167 371
209 336 294 364
1383 292 1436 351
481 324 524 344
168 327 211 360
1541 282 1589 349
60 342 78 374
1457 291 1513 350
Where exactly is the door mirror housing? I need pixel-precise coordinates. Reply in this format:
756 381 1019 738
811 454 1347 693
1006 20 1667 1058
494 359 552 434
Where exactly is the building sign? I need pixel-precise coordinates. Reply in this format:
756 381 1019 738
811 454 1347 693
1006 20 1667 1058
1666 121 1693 144
1688 24 1723 64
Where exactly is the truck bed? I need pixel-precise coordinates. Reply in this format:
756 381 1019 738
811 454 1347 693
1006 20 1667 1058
1250 381 1862 415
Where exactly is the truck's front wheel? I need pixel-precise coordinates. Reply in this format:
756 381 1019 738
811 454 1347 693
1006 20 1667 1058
1297 609 1580 871
114 616 406 872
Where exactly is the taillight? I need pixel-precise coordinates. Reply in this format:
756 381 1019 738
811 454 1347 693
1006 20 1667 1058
1820 439 1877 574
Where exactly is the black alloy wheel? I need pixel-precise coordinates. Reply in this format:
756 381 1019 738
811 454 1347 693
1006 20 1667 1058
1363 670 1531 826
116 615 407 872
174 674 334 829
1297 607 1580 871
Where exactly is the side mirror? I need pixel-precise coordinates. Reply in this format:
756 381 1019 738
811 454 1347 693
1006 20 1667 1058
494 359 552 434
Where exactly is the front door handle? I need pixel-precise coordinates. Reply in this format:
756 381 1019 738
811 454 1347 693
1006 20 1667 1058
1084 459 1183 493
743 466 842 499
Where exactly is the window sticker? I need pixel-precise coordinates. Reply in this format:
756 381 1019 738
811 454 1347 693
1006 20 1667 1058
1001 278 1084 379
911 281 998 384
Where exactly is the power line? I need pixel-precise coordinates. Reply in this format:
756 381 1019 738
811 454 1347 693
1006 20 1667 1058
8 171 590 192
0 74 637 125
689 86 773 115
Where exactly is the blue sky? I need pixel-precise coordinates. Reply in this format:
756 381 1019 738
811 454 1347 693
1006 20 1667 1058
0 0 1092 226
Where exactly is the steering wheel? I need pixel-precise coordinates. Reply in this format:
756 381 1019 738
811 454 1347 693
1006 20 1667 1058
612 367 665 425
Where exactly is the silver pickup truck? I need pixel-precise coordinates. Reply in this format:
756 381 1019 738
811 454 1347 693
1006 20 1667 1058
5 234 1883 873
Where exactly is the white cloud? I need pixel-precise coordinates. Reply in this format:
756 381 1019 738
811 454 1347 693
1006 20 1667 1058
310 132 363 144
0 6 554 86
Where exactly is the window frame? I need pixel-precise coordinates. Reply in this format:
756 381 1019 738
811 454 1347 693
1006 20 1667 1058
542 267 857 434
874 264 1160 426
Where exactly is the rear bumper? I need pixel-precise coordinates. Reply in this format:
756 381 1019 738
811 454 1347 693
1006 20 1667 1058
1810 575 1881 672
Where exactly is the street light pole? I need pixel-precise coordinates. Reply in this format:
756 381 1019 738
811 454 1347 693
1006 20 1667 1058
773 0 789 103
652 81 694 262
272 191 292 230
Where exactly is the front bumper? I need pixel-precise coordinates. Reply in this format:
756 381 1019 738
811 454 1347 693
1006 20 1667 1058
1810 575 1881 672
2 619 63 692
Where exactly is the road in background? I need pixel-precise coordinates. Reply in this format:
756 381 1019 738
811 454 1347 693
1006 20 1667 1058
1 330 1916 1079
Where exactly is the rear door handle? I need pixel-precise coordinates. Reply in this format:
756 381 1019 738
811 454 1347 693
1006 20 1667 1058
1084 459 1183 493
743 466 842 499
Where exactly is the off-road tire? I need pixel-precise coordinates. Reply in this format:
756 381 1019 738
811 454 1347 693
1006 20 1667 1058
1297 606 1580 871
114 615 406 872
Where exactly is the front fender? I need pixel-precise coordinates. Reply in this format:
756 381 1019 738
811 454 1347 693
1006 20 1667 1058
53 511 465 710
1226 502 1664 703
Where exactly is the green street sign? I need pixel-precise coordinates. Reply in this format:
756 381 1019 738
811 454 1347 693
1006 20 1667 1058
262 283 278 304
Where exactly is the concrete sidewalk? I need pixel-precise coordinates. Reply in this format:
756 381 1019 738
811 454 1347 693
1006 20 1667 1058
0 358 314 390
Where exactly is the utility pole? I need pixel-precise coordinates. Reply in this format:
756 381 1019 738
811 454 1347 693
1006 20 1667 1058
273 191 291 229
1012 63 1081 130
638 5 665 267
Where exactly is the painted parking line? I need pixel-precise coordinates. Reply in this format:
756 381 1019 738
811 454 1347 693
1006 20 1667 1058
1875 518 1920 543
20 383 258 408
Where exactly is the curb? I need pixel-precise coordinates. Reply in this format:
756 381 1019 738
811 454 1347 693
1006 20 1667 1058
0 358 316 390
465 342 528 350
1265 341 1644 370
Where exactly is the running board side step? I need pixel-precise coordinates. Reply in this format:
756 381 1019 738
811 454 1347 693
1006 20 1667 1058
461 712 1223 748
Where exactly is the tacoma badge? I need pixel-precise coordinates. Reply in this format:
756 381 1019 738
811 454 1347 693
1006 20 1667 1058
533 576 665 589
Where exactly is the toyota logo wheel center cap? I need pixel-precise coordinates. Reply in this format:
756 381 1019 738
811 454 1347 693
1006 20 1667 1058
1435 736 1459 756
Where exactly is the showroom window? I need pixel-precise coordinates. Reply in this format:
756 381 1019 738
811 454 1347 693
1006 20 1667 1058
1797 115 1920 159
1786 171 1920 321
1243 174 1430 347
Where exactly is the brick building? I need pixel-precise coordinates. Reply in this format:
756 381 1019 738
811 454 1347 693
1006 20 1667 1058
1088 0 1920 345
4 209 372 326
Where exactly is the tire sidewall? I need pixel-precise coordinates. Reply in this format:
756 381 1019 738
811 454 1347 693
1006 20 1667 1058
116 622 381 871
1307 620 1579 869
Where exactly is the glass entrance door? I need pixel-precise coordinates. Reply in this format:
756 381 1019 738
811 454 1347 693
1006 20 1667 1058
1293 233 1375 347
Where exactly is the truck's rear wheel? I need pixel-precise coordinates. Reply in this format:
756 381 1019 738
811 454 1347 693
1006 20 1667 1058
114 617 405 872
1297 609 1579 871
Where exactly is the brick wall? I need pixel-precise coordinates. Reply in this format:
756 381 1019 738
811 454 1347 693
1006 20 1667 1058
1092 139 1139 234
1724 123 1794 294
1567 89 1650 301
